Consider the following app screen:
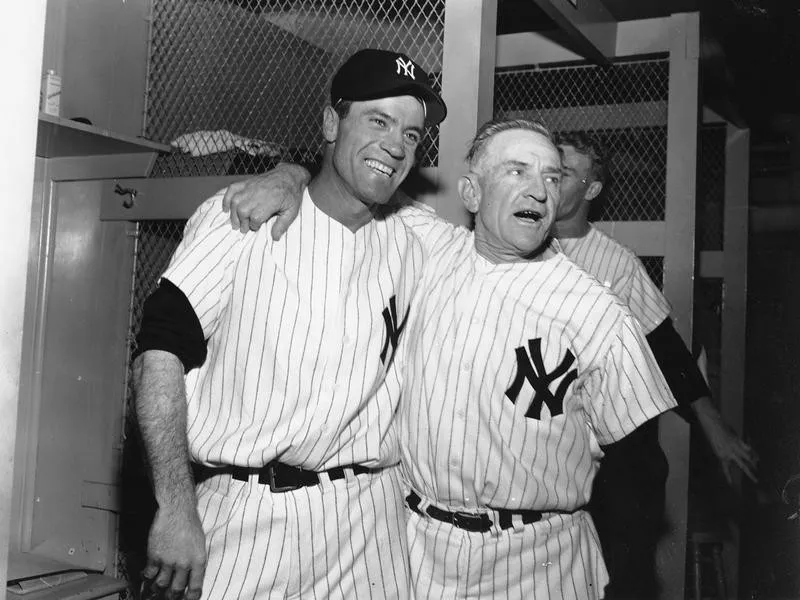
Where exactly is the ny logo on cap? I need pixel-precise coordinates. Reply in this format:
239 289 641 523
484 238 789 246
395 56 416 79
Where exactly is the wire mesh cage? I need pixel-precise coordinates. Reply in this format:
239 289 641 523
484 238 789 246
146 0 445 177
128 221 188 357
494 57 670 221
697 124 726 252
640 255 665 291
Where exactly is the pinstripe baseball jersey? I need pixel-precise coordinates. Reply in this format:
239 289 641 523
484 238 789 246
162 188 423 471
395 207 676 511
557 225 671 334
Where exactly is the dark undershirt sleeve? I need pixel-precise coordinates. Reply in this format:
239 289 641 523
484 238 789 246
132 278 207 373
645 317 711 421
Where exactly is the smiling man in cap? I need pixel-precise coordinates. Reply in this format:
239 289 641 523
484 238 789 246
132 48 445 600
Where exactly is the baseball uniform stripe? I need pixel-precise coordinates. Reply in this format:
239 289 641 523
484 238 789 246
558 226 671 334
196 467 410 599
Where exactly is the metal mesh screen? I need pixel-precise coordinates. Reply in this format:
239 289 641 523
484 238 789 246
639 256 664 290
128 221 188 356
697 124 726 252
145 0 445 177
494 57 669 221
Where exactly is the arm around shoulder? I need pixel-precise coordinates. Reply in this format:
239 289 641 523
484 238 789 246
221 162 311 236
396 200 468 254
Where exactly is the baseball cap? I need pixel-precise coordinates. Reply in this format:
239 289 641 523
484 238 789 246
330 49 447 126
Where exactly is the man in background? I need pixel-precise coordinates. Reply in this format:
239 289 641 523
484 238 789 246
554 130 757 598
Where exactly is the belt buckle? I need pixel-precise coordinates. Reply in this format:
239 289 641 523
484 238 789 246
451 511 487 532
264 463 303 493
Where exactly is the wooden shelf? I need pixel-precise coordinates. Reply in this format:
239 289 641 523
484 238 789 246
36 113 170 159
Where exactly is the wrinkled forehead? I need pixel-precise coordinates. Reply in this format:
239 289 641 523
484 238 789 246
484 129 560 170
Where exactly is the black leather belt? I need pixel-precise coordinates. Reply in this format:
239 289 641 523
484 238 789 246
194 462 373 493
406 490 546 533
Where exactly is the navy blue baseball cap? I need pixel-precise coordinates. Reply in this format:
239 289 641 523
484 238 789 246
330 49 447 126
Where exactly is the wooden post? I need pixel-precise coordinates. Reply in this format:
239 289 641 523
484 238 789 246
720 124 750 599
433 0 498 226
658 11 701 600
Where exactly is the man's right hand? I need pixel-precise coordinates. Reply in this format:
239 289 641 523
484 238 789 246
142 504 207 600
221 163 311 238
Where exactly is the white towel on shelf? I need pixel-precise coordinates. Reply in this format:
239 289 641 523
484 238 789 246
170 129 283 158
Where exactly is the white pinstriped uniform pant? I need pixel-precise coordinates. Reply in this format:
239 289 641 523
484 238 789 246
406 506 608 599
196 465 412 599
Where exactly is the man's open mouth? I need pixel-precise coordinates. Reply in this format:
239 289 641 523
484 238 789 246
514 210 544 223
365 159 395 177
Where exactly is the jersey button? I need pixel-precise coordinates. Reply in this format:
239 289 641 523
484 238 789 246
461 361 471 371
450 457 461 467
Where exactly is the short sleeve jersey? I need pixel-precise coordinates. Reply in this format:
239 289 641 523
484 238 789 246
395 207 676 511
162 189 424 470
558 225 671 334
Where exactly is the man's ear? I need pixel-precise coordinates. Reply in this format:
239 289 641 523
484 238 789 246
322 106 340 144
458 173 481 213
585 180 603 202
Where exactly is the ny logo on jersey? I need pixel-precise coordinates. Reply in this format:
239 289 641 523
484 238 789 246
505 338 578 420
380 295 408 365
395 56 416 79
